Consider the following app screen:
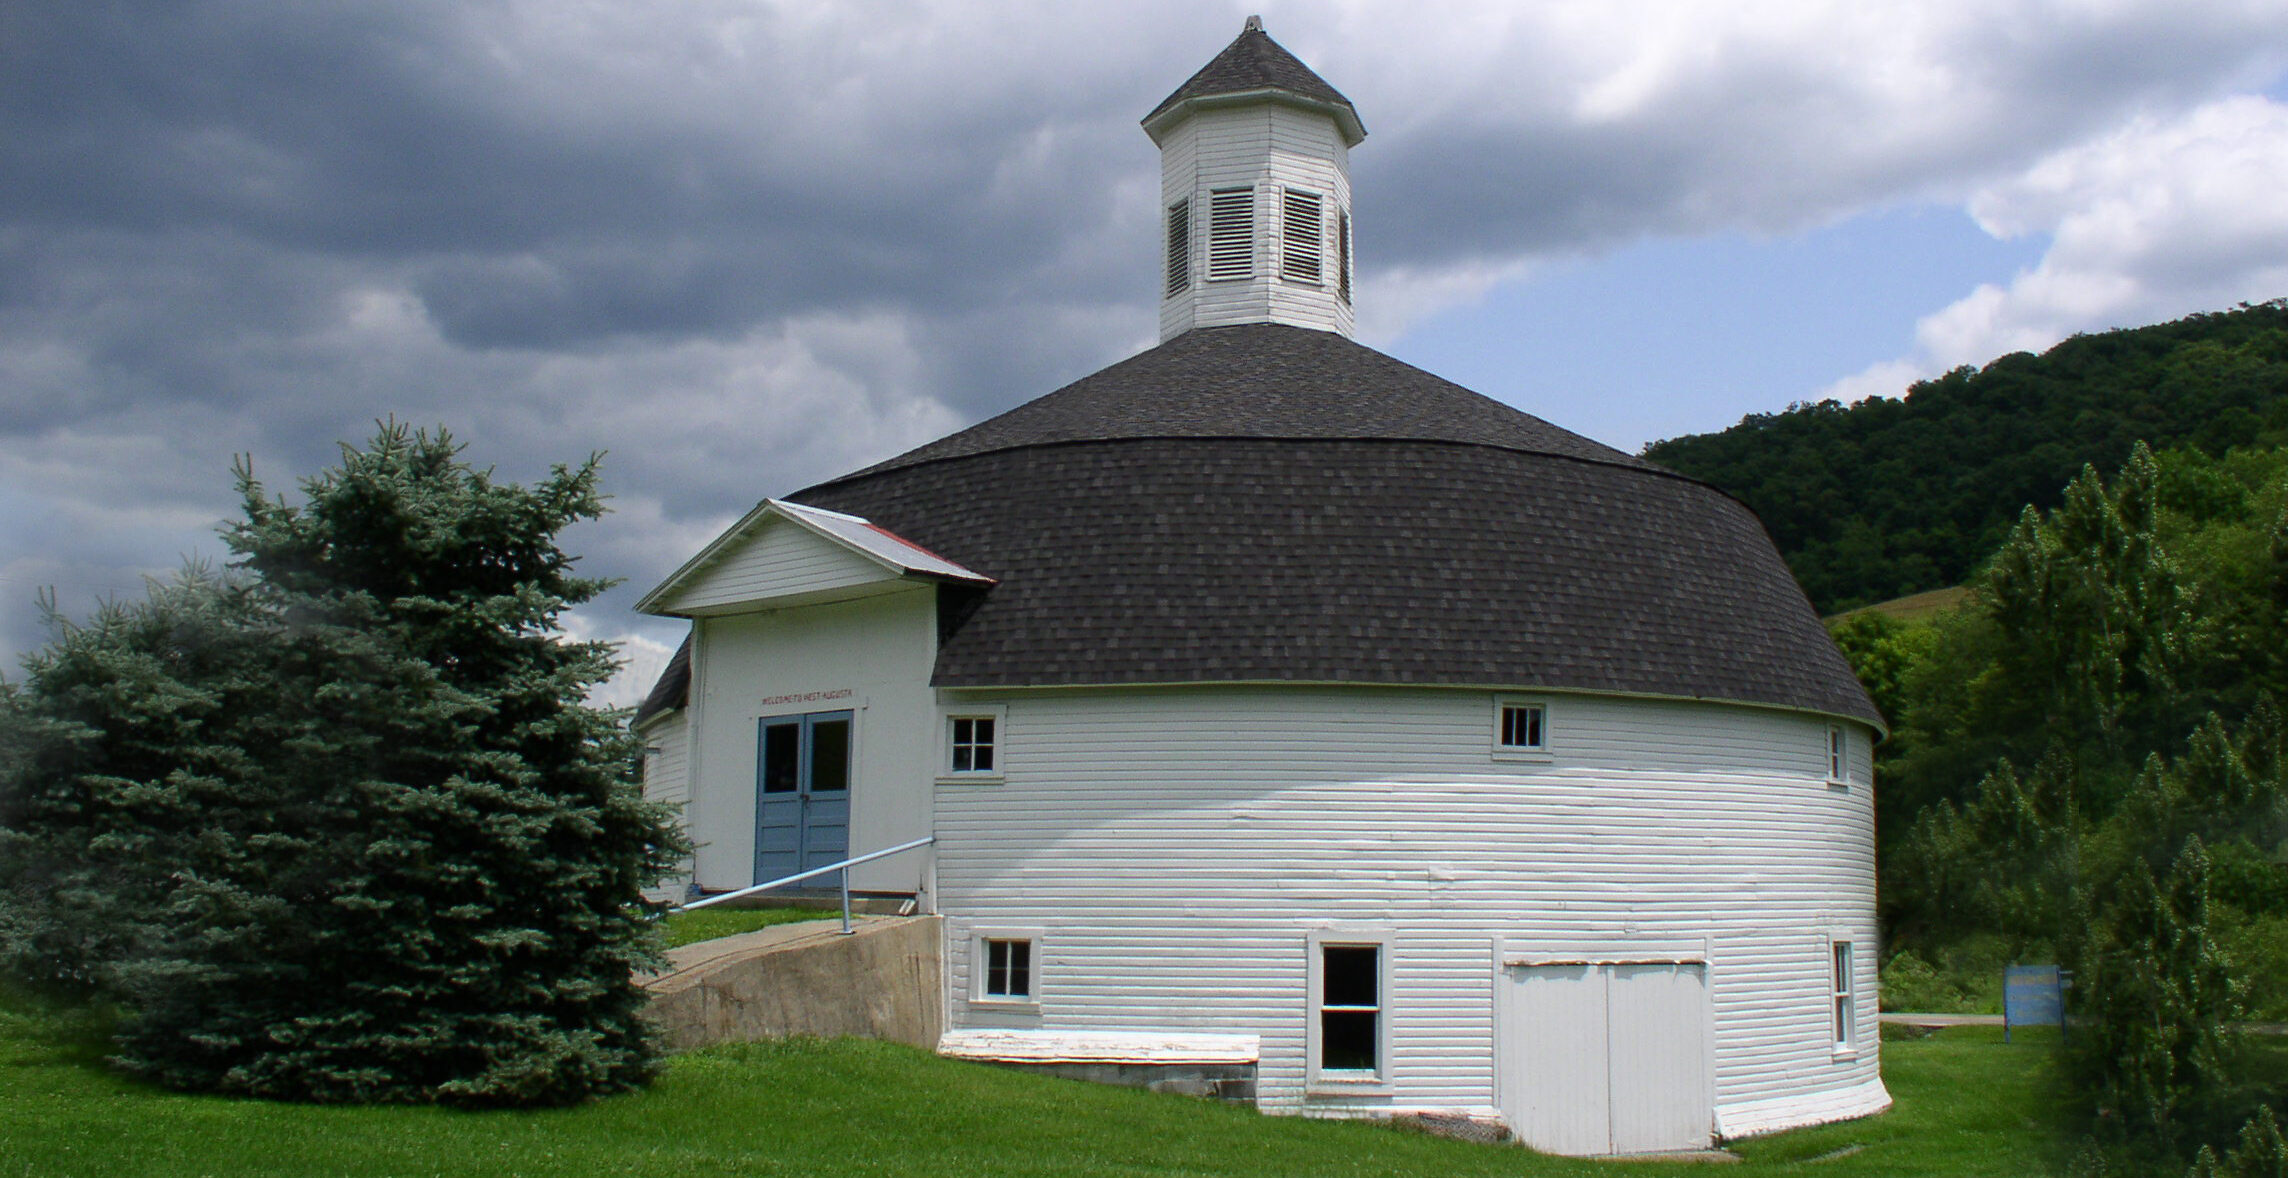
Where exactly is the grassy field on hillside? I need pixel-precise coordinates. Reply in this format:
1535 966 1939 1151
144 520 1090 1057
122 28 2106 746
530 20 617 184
1829 585 1972 625
0 987 2080 1178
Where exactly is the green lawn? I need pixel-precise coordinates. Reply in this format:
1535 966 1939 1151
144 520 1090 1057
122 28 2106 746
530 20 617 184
654 906 837 950
0 993 2078 1178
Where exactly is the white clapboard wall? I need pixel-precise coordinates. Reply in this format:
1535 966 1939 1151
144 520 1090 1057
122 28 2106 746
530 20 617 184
1158 103 1354 342
931 684 1887 1143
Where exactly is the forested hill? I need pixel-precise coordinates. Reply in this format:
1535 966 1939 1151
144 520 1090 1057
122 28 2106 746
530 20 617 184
1643 300 2288 612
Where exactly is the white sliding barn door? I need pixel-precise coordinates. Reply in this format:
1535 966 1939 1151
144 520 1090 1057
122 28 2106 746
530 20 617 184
1499 961 1712 1155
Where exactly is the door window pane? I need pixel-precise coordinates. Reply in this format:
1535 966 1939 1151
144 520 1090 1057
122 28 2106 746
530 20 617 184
809 718 850 792
761 722 800 793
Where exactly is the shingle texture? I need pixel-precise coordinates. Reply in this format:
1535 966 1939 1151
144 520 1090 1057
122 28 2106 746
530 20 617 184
791 331 1882 726
1144 21 1355 126
848 324 1653 477
634 636 690 727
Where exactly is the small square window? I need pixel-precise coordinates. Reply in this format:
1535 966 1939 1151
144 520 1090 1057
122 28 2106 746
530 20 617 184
1493 698 1549 759
972 931 1041 1005
984 937 1032 1000
951 716 995 773
940 705 1007 781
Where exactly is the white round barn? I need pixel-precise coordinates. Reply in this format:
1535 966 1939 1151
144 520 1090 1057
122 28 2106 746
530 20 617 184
636 18 1888 1155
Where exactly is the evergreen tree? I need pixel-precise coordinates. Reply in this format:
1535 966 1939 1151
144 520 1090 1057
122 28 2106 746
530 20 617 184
0 424 683 1105
2075 839 2239 1150
0 571 269 993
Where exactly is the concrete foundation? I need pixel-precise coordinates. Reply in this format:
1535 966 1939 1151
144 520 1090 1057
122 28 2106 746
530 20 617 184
643 914 943 1051
978 1059 1257 1101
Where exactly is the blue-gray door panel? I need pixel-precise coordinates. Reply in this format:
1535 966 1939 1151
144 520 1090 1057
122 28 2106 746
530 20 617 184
754 719 804 882
753 710 855 884
800 714 851 871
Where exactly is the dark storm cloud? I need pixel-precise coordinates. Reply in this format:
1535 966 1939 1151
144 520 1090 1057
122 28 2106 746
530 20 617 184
3 1 2285 698
4 1 1167 354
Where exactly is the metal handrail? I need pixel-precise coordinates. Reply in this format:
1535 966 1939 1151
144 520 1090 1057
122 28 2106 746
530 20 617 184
671 835 935 934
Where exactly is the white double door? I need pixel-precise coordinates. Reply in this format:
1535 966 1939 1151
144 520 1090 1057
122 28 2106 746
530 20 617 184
1498 960 1712 1156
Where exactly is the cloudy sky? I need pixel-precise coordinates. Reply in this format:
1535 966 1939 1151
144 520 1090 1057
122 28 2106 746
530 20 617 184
6 0 2287 704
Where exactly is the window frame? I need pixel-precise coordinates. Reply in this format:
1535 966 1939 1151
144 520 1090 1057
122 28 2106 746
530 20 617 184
938 703 1008 784
1826 723 1850 787
1206 186 1256 282
1306 928 1392 1092
1164 198 1191 298
972 927 1044 1008
1280 187 1324 284
1491 696 1552 762
1830 937 1857 1057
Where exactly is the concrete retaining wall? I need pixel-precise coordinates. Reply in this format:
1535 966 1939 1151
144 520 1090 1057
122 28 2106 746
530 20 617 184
644 915 943 1051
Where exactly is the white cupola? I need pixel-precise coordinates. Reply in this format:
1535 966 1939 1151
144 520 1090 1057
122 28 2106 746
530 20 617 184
1142 16 1366 343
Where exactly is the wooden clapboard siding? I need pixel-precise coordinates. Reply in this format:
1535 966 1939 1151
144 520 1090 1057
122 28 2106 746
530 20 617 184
683 589 939 894
933 685 1884 1134
1159 104 1352 341
638 707 695 899
1156 117 1201 342
663 516 895 615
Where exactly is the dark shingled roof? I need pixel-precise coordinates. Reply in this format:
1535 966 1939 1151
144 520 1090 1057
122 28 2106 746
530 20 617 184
788 327 1882 727
634 636 690 727
1144 18 1356 127
847 324 1655 478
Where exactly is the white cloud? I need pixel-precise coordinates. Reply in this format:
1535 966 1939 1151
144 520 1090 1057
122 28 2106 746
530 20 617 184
1824 94 2288 400
6 0 2288 673
559 608 684 712
1355 256 1535 344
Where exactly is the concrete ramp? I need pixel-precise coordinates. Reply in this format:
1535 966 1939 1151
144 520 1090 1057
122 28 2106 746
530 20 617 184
644 915 942 1051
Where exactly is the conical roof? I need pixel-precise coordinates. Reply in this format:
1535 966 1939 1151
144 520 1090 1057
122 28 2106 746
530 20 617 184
793 326 1883 727
845 324 1652 478
1143 17 1364 143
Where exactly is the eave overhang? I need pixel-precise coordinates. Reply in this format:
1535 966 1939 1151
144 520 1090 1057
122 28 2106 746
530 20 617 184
1142 87 1367 147
634 498 994 619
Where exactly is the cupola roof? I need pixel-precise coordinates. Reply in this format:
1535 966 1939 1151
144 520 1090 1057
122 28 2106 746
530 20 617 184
1143 16 1365 145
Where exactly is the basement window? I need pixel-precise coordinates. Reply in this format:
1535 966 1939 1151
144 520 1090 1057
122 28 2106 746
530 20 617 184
1281 188 1323 283
1311 937 1388 1085
1164 199 1191 297
1207 187 1255 281
977 934 1038 1004
1492 697 1550 760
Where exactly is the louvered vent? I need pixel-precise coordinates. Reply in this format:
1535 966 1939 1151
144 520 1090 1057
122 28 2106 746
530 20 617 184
1337 209 1352 305
1164 199 1190 298
1281 189 1323 283
1207 187 1254 282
